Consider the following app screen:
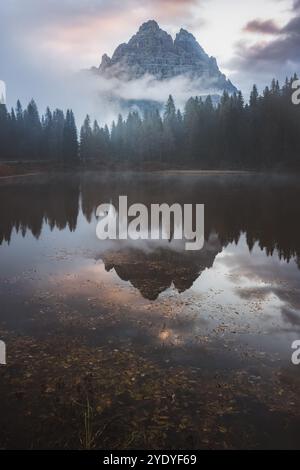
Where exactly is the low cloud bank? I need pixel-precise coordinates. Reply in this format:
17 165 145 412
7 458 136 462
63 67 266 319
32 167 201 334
66 70 224 127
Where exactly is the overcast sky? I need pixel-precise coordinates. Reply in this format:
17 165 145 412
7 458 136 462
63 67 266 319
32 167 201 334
0 0 299 118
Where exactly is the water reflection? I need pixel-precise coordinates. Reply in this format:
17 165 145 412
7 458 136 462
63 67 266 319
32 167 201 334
0 174 80 244
1 173 300 449
0 173 300 301
100 234 221 300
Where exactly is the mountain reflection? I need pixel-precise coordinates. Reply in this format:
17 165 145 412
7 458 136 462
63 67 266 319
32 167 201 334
0 173 300 299
100 234 222 300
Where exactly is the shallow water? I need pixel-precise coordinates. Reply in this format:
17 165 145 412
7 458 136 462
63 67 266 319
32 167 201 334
0 172 300 449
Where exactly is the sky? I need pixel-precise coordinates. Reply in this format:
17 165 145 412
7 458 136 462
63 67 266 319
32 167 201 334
0 0 299 124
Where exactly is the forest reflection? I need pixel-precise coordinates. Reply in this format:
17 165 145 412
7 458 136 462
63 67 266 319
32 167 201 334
0 173 299 299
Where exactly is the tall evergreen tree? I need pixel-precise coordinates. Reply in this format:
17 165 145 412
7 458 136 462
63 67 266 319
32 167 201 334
80 115 93 161
63 110 78 165
23 99 42 160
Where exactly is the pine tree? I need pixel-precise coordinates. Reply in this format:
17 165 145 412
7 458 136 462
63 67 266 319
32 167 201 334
52 109 65 162
0 103 9 160
250 85 259 108
23 99 42 160
92 120 107 161
80 115 93 161
163 95 177 162
63 110 78 165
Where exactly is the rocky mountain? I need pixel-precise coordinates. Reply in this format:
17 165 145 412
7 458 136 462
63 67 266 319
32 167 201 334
94 20 237 94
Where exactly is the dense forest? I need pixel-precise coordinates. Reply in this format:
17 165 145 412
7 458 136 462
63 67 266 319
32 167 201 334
0 75 299 170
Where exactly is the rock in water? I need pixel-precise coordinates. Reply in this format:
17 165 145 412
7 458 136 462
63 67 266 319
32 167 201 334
95 20 237 94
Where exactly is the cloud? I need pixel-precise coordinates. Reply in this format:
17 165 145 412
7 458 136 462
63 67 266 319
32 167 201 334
145 0 198 21
0 0 200 93
70 69 223 127
243 19 280 35
0 0 208 125
283 14 300 33
232 10 300 73
0 0 197 30
293 0 300 10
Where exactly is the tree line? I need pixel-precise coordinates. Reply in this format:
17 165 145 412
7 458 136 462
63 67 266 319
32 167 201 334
0 100 78 165
0 75 299 170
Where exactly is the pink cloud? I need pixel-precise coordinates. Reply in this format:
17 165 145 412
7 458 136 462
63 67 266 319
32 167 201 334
243 19 281 35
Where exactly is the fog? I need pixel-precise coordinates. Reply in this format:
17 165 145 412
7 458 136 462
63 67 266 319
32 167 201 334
21 69 224 129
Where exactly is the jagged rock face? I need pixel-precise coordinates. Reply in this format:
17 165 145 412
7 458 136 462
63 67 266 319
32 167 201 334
97 20 236 93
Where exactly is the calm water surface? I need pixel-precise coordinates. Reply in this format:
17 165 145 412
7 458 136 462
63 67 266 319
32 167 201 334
0 172 300 449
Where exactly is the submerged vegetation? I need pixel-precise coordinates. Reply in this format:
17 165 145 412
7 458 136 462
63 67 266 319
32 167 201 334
0 76 300 170
1 252 300 449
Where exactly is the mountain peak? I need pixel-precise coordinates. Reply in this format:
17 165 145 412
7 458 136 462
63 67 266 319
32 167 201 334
100 53 111 69
139 20 160 32
177 28 195 38
175 27 205 56
96 20 237 93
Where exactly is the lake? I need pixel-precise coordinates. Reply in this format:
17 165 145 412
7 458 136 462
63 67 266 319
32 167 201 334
0 172 300 449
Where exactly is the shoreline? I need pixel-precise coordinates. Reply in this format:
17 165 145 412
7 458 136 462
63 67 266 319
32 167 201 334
1 162 299 181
